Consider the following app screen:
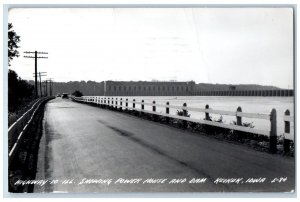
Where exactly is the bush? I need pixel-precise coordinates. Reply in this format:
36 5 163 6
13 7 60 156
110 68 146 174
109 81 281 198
231 120 255 128
72 90 83 97
176 109 190 117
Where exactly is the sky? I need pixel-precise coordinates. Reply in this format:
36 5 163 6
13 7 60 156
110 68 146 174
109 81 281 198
8 7 294 88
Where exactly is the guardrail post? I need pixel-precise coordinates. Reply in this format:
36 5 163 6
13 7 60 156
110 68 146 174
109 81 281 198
183 103 188 128
166 102 170 124
120 98 123 111
205 104 210 121
284 109 291 154
183 103 188 116
133 99 136 109
152 101 156 112
152 101 157 121
269 108 277 153
236 106 242 126
141 100 144 110
141 100 144 116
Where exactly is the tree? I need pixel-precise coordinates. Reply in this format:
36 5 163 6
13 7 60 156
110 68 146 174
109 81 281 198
8 23 21 66
8 69 19 110
72 90 83 97
8 69 34 112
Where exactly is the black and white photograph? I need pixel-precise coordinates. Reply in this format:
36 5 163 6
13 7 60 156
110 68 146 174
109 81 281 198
4 4 296 196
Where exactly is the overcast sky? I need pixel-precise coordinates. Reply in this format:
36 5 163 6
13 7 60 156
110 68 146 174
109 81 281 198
8 8 293 88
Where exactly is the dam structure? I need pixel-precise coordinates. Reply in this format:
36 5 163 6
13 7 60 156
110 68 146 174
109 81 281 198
104 81 196 96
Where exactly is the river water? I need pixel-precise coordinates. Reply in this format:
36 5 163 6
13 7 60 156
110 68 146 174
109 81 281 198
106 96 294 140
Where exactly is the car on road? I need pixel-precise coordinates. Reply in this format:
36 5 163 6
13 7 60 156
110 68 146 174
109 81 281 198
62 93 69 99
56 93 61 97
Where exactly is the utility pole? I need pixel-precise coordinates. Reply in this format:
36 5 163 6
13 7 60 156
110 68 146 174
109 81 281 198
24 51 48 98
33 72 47 97
45 80 48 96
47 78 54 96
43 82 47 96
44 80 48 96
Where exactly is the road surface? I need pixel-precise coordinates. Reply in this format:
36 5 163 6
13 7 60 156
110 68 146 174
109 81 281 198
34 98 295 193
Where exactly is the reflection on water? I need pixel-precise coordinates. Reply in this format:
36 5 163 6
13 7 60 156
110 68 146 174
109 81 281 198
112 96 294 140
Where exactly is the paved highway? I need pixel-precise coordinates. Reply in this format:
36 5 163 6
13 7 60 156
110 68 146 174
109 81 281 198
34 98 295 193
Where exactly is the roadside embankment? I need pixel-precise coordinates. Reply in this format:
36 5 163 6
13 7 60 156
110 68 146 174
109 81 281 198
8 97 54 193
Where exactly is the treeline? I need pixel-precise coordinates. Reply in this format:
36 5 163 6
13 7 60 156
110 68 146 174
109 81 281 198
53 81 105 96
28 80 105 96
8 69 34 112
